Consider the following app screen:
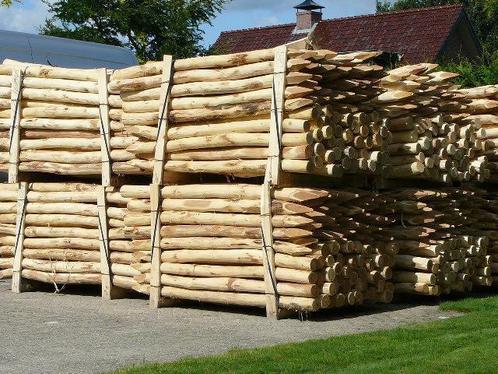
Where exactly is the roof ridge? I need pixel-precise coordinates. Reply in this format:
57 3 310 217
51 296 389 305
218 4 464 36
319 4 464 24
218 22 296 36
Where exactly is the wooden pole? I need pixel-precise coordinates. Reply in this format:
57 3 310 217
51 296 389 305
98 69 111 186
11 182 27 293
98 186 126 299
152 55 174 184
8 68 22 183
150 183 171 307
260 180 279 318
260 46 288 319
268 45 288 185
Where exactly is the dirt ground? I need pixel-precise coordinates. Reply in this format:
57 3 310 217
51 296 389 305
0 279 460 374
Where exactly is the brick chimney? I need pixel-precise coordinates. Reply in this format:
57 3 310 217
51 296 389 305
294 0 324 32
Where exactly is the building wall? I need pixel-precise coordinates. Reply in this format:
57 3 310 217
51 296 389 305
439 20 481 63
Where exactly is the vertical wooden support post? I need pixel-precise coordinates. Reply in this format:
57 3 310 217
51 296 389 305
98 68 112 187
11 182 27 293
150 56 174 308
8 68 22 183
268 45 288 186
152 55 174 185
261 45 288 319
260 181 279 317
97 186 111 299
150 183 163 307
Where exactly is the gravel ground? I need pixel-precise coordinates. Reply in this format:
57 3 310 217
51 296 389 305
0 279 460 374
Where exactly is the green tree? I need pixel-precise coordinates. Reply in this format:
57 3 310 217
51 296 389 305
40 0 227 62
1 0 20 6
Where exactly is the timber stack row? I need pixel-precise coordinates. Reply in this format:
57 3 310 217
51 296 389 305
0 44 497 319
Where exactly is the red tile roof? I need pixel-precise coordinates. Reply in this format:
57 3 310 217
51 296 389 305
213 4 468 63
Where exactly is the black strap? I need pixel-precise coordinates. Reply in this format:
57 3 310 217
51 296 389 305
96 206 112 274
155 70 174 143
13 186 27 257
98 104 112 163
271 75 282 151
260 225 279 298
150 195 161 260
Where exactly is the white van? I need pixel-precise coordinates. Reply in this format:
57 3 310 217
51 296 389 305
0 29 138 68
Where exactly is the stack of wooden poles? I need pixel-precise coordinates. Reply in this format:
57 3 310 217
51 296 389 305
0 184 17 279
146 184 392 311
379 64 484 183
0 65 12 170
455 85 497 181
107 185 151 294
17 183 102 286
107 49 391 179
0 60 107 176
336 188 492 295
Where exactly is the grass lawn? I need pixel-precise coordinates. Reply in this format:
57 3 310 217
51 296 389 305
112 295 498 374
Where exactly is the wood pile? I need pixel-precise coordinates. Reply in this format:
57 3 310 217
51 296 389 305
0 183 17 279
380 64 484 183
326 187 493 295
141 183 391 312
454 85 497 182
107 185 151 294
0 60 110 180
0 65 12 171
15 183 102 287
108 48 391 179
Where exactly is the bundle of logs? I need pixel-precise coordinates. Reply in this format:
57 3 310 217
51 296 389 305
108 48 391 179
454 85 498 182
379 64 489 183
0 65 12 170
0 184 17 279
129 183 393 312
320 187 493 295
15 183 102 287
0 60 110 178
107 185 151 295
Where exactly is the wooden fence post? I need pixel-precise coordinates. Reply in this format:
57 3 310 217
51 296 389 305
8 68 22 183
11 182 27 293
260 45 288 319
98 68 112 187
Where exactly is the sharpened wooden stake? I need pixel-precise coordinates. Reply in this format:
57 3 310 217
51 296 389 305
11 182 27 293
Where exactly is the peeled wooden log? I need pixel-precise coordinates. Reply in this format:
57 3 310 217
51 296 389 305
160 263 264 279
160 225 311 240
160 184 329 203
22 259 100 273
161 249 262 265
23 248 100 262
23 238 100 250
0 268 12 279
3 59 98 81
19 162 101 175
161 286 266 308
159 211 312 227
24 227 98 239
21 269 101 284
160 199 312 215
167 118 310 140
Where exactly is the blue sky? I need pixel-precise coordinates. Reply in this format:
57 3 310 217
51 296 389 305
0 0 377 47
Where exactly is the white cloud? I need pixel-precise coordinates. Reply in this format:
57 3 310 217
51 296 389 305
0 0 50 34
